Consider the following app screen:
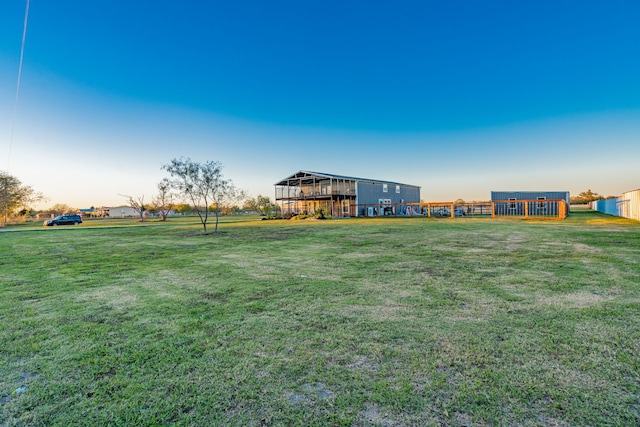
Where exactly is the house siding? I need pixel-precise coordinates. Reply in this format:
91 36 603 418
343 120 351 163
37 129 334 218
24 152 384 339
591 198 620 216
590 189 640 221
354 181 420 217
356 182 420 205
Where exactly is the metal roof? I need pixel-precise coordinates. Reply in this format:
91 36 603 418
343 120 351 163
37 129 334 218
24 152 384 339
274 170 420 188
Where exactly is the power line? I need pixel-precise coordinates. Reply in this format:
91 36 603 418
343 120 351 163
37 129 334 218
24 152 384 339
7 0 30 172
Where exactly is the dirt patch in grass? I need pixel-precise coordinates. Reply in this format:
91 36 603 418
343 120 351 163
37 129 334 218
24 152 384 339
339 252 378 259
466 248 487 254
448 302 496 322
77 286 139 310
137 270 188 298
340 302 413 322
573 243 601 254
537 291 616 308
345 355 380 372
360 402 398 427
178 231 228 237
506 232 526 250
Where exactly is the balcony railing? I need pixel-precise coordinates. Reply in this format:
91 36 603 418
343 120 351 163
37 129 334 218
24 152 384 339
275 186 356 200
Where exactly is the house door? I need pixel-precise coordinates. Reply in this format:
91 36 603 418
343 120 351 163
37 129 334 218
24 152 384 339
342 199 350 217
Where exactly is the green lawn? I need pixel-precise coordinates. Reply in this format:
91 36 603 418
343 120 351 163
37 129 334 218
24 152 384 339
1 210 639 426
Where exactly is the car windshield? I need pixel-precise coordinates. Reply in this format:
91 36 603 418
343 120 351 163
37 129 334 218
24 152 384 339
55 216 64 220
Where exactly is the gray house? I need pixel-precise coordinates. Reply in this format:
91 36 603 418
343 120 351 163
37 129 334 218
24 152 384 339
491 191 570 217
275 171 421 218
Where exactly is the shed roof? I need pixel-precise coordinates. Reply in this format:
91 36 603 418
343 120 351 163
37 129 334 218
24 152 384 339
275 170 420 188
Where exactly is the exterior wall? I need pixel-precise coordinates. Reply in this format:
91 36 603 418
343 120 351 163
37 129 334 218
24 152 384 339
591 189 640 221
591 199 620 216
355 181 420 216
357 182 420 204
107 206 139 218
619 189 640 221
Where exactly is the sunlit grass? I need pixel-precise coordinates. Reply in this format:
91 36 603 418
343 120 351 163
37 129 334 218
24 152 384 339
1 210 639 425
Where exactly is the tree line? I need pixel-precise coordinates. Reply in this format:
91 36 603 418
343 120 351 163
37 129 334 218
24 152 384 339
569 189 615 205
1 158 279 231
6 160 614 229
0 171 44 227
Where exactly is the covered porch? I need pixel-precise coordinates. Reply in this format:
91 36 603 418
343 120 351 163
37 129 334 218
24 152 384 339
275 171 357 218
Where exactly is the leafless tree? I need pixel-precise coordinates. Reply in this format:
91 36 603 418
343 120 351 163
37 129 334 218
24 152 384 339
120 194 146 222
152 178 174 221
162 158 238 233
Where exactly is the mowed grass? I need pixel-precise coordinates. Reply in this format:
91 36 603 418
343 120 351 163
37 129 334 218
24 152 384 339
1 210 639 426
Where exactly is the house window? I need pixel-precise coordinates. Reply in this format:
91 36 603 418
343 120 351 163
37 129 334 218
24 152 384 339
508 198 517 209
396 185 400 194
383 184 388 193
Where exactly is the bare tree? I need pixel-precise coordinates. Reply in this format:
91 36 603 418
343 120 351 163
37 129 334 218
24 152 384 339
162 158 237 234
152 178 174 221
120 194 146 222
210 181 242 228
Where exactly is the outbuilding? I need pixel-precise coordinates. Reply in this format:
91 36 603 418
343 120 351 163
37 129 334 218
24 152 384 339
491 191 570 218
275 171 421 218
618 189 640 221
104 206 142 218
592 189 640 221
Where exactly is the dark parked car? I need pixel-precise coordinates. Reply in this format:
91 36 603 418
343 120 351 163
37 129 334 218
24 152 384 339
44 214 83 226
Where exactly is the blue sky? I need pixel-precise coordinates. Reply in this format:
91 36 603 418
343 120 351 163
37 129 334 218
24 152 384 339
1 1 639 208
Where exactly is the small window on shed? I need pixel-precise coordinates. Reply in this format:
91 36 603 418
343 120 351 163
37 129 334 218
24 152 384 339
396 185 401 194
508 198 517 209
383 184 388 193
537 197 546 208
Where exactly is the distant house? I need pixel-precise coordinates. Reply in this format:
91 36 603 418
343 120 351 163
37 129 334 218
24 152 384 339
275 170 421 218
104 206 144 218
79 207 114 218
491 191 570 217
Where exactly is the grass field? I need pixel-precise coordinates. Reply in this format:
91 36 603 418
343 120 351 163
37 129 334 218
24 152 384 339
1 209 639 426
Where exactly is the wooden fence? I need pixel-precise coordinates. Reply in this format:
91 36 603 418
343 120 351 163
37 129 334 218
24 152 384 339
351 199 567 220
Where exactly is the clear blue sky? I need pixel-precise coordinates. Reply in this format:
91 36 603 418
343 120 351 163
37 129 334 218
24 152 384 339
1 1 639 208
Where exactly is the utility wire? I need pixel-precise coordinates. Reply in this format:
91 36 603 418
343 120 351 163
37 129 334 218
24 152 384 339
7 0 30 172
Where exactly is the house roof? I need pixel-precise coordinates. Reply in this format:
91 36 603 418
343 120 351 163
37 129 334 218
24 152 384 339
274 170 420 188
